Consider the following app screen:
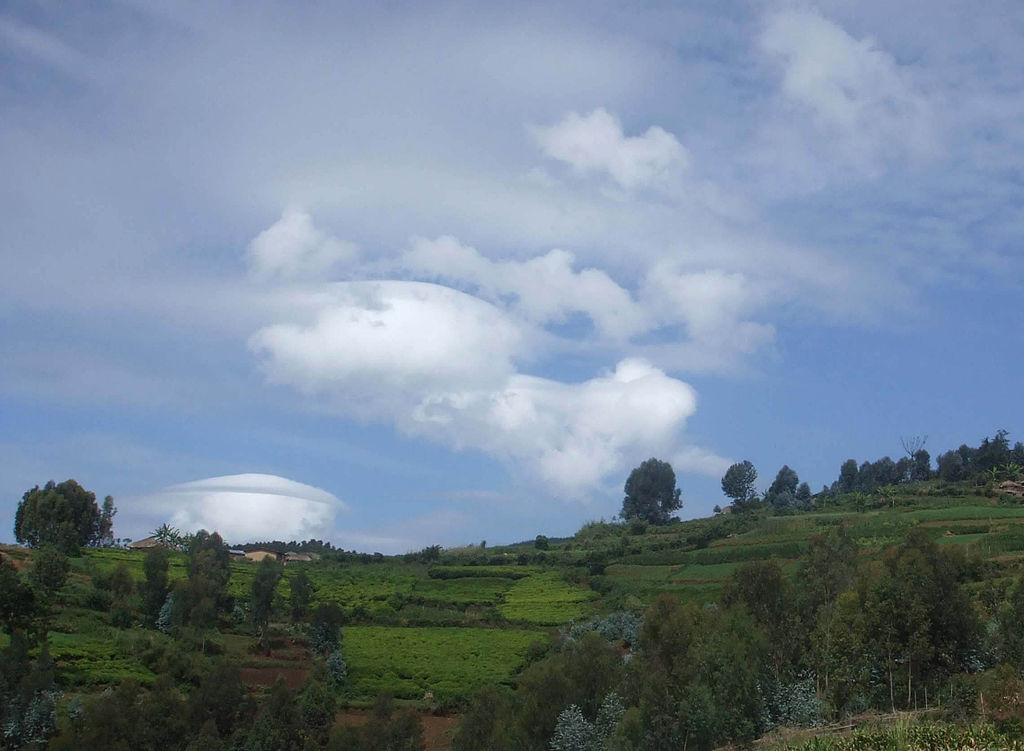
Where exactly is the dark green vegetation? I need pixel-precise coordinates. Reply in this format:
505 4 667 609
4 429 1024 749
13 480 116 554
620 457 682 525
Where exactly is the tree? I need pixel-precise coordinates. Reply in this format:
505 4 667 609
721 461 758 508
452 685 514 751
188 662 247 739
977 430 1011 472
765 466 799 509
153 523 184 550
245 677 303 751
0 557 36 636
796 527 858 621
621 458 682 525
142 547 170 623
289 567 313 621
937 450 966 481
173 531 231 635
911 451 931 482
837 459 859 493
795 482 813 510
96 496 117 548
998 576 1024 670
252 557 283 651
309 603 343 655
14 480 102 553
186 720 225 751
723 560 798 678
27 545 70 599
631 596 766 750
299 664 338 748
863 529 980 712
1012 442 1024 468
534 535 549 550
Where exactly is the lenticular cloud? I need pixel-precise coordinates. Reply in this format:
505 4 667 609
134 473 345 544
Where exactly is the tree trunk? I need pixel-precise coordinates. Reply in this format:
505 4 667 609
907 657 912 708
888 653 896 714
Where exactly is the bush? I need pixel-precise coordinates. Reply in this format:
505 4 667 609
567 612 642 647
326 651 347 686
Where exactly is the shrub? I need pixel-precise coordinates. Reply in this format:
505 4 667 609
326 651 347 686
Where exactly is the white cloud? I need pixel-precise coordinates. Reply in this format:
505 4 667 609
760 9 935 166
410 358 699 498
243 224 764 495
641 265 776 369
252 283 702 494
128 473 345 543
249 281 526 415
672 445 732 479
532 108 689 189
247 273 705 496
400 236 649 340
247 207 357 281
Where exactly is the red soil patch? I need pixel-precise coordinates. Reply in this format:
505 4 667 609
0 549 27 571
335 710 461 751
239 666 310 690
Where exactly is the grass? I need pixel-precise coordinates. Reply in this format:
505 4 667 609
498 572 595 624
343 625 544 702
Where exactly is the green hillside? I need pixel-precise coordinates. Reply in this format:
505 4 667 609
7 473 1024 749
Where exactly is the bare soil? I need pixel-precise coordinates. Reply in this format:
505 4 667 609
335 710 461 751
239 666 310 689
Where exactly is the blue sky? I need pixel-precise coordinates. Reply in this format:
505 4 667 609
1 1 1022 552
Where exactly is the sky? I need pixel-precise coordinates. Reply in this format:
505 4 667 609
1 0 1022 553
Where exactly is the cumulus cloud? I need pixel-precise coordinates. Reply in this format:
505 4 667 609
400 235 649 340
243 219 769 496
760 9 935 165
641 265 776 369
247 207 357 281
129 473 345 543
252 280 703 496
532 108 689 189
410 359 699 497
250 281 525 414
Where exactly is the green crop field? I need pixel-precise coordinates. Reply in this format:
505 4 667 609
48 632 155 686
771 723 1023 751
498 572 595 624
411 576 514 604
343 625 544 702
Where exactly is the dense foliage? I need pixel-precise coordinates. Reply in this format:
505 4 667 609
13 481 114 554
621 458 682 525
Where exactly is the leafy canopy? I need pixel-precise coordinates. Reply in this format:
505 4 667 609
14 479 105 553
620 458 682 526
721 461 758 506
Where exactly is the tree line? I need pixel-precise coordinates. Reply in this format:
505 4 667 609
451 525 1024 751
716 430 1024 514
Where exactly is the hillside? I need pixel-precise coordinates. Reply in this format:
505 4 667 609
5 476 1024 749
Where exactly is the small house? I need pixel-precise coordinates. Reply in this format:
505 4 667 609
128 536 172 550
243 549 282 563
